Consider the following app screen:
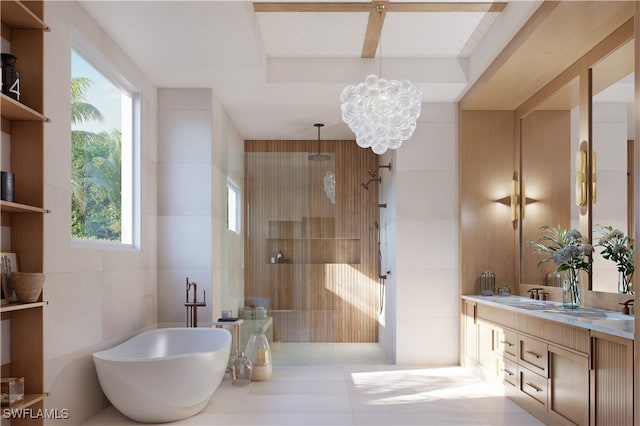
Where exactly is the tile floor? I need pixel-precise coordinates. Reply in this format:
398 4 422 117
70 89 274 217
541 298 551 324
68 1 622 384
84 344 544 426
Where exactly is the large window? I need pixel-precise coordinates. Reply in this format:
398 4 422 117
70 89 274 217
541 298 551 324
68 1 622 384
227 178 241 234
71 47 138 246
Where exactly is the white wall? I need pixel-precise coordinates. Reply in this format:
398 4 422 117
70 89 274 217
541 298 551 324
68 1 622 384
156 89 244 327
42 2 158 423
379 103 459 365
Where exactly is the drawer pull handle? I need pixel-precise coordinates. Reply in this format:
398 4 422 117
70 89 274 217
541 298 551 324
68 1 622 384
500 368 514 376
525 382 542 393
500 340 513 347
525 350 542 359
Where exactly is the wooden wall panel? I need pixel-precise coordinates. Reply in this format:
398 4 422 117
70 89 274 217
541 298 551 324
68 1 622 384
245 140 378 342
459 110 516 295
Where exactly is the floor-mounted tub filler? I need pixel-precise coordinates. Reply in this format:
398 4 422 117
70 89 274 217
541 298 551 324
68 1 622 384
93 327 232 423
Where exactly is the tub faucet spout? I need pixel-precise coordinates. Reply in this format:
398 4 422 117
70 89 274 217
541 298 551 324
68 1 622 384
185 277 206 327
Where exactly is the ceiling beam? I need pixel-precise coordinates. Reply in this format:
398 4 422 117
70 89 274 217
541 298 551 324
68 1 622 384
362 1 387 58
385 2 506 13
254 2 377 13
254 2 507 13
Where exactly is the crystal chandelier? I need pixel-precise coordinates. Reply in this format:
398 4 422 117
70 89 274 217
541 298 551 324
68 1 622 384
341 75 422 154
340 6 422 154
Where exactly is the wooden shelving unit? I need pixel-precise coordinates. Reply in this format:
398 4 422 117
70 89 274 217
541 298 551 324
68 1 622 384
0 1 49 424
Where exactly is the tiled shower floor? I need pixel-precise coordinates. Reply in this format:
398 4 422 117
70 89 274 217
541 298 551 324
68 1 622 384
84 344 544 426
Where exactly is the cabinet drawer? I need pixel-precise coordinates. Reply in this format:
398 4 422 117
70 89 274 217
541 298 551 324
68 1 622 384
498 356 517 387
519 365 548 407
519 335 548 375
495 327 517 360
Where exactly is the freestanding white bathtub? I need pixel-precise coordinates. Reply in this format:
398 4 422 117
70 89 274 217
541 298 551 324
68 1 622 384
93 327 232 423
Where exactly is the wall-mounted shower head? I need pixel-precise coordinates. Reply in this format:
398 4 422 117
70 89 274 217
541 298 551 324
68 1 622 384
361 177 381 190
368 163 391 177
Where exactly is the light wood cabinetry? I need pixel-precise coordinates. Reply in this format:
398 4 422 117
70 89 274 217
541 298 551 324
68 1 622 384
590 331 634 426
461 299 477 367
0 1 49 424
548 344 589 426
465 298 635 425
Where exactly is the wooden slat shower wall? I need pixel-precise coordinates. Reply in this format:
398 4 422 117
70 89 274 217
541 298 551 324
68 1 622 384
245 139 379 342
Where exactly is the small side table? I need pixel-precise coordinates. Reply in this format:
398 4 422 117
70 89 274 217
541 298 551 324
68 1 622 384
213 319 244 355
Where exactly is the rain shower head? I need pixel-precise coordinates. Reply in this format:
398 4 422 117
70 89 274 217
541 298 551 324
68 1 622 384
309 123 332 161
309 153 332 161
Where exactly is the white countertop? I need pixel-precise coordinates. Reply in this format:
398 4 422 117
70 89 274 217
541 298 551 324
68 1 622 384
462 295 634 340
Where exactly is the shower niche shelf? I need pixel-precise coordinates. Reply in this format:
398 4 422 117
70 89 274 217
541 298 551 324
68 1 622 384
267 217 360 264
266 238 360 264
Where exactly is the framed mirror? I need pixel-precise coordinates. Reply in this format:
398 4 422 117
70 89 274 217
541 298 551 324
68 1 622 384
520 77 581 288
590 38 634 293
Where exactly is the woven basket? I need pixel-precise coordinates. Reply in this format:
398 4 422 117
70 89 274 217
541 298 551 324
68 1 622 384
11 272 45 303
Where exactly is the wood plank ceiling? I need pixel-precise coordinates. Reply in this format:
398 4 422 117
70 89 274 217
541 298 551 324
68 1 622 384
254 1 507 58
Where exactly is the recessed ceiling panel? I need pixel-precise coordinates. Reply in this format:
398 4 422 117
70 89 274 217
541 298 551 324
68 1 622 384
257 12 368 57
382 12 500 58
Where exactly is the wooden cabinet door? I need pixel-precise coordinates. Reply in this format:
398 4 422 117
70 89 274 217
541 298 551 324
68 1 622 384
591 331 633 426
462 300 478 367
548 344 589 426
478 319 496 378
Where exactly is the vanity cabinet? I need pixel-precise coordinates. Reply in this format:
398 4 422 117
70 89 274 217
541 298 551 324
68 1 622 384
461 299 477 367
548 344 589 426
591 331 634 426
470 301 592 425
0 1 49 424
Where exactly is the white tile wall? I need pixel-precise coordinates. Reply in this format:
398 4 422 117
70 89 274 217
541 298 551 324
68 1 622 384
383 102 459 365
156 88 245 326
42 2 159 423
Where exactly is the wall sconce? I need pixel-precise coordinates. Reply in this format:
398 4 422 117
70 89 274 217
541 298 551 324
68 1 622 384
575 150 596 206
591 151 597 204
575 150 587 206
510 178 519 222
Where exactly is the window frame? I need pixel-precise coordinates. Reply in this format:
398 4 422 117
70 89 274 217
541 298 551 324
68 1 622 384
227 178 242 235
71 32 141 249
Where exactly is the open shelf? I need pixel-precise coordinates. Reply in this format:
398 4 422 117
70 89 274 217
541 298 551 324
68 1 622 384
2 393 48 411
266 238 361 264
1 2 48 422
0 95 49 122
1 301 46 313
0 0 49 30
0 201 49 214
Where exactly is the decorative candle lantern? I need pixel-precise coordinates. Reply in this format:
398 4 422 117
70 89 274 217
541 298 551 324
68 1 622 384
230 351 252 385
480 271 495 296
246 334 272 381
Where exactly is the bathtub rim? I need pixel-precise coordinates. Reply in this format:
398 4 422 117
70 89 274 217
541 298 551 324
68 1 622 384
92 327 232 363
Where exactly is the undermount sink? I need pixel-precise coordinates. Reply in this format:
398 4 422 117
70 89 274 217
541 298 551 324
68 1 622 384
543 309 633 320
505 302 549 310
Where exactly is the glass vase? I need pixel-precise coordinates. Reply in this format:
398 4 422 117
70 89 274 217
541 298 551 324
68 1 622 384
246 334 272 381
230 351 252 385
562 268 580 309
618 271 632 294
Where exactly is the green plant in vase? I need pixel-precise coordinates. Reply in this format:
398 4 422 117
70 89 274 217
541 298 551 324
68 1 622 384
595 225 634 294
529 225 593 308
